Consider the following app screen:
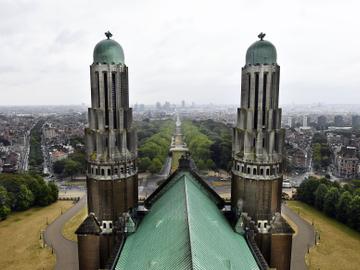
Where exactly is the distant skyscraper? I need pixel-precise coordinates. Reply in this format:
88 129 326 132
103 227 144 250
352 115 360 129
232 33 293 270
287 116 292 128
302 115 308 127
334 115 344 127
76 32 138 270
181 100 186 108
317 115 327 130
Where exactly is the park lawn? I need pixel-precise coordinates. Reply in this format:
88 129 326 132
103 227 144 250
287 201 360 270
0 201 73 270
62 207 87 242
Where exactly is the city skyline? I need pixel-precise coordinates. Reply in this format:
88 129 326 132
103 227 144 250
1 0 360 106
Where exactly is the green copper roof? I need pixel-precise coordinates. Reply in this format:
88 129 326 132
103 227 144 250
93 38 124 64
115 171 259 270
246 39 277 66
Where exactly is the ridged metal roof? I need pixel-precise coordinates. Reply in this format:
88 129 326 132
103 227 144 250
115 172 259 270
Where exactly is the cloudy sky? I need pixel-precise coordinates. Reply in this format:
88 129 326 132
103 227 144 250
0 0 359 106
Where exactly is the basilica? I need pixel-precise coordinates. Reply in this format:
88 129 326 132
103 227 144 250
76 32 293 270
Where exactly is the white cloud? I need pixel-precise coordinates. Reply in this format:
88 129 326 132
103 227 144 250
0 0 359 105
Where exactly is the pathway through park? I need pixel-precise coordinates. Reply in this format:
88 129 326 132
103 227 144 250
44 196 86 270
282 204 316 270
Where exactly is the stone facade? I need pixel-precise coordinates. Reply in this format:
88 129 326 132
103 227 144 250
232 57 284 222
231 36 293 270
77 34 138 270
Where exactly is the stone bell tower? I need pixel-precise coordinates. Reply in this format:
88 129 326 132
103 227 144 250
231 33 293 270
76 31 138 270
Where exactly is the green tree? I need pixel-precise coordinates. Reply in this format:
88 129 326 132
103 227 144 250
0 186 11 220
53 159 66 174
348 195 360 231
354 189 360 197
296 177 320 205
16 184 34 211
138 157 152 172
149 158 163 173
323 187 340 217
314 184 328 210
68 152 86 173
48 182 59 203
36 183 53 206
336 191 352 223
64 159 81 177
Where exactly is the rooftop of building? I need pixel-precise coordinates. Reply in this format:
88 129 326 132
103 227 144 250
75 212 101 235
246 33 277 66
93 31 125 65
114 169 259 270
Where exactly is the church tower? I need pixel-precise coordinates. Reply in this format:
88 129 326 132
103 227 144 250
77 32 138 270
232 33 292 270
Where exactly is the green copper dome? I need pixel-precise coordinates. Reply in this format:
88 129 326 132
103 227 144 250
246 35 277 66
93 33 124 64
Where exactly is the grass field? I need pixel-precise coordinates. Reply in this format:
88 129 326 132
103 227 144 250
0 201 73 270
287 201 360 270
62 207 87 242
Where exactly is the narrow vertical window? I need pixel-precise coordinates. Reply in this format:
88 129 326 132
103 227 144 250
112 73 117 129
262 73 267 126
254 73 259 129
104 72 109 126
247 73 251 108
271 72 276 108
96 72 100 108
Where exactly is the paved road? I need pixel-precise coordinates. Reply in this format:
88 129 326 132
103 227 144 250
158 156 172 177
282 204 315 270
44 196 86 270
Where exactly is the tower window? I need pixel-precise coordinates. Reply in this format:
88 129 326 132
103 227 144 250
266 168 270 175
274 133 279 152
271 72 276 108
254 73 259 129
112 73 117 129
103 222 107 229
101 169 105 176
247 167 250 174
253 168 257 175
103 72 109 126
262 73 267 126
96 72 100 108
260 168 264 175
247 73 251 108
108 169 111 175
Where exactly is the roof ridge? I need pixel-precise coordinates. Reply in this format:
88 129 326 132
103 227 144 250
183 176 195 270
